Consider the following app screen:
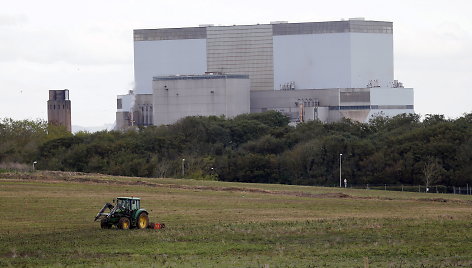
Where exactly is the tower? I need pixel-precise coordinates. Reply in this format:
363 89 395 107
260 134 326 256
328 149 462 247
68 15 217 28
47 89 71 132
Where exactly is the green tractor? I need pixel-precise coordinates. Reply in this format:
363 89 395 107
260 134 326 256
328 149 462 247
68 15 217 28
94 197 149 229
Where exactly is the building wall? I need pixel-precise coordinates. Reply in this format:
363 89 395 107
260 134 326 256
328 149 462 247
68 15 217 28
134 94 153 126
370 87 414 106
367 87 414 121
134 39 207 94
251 89 341 122
207 25 274 91
153 75 250 126
115 111 130 130
273 32 393 90
273 33 351 89
350 33 393 88
117 93 135 112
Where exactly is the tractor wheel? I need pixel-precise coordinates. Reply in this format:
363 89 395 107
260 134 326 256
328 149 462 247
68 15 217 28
100 219 112 229
136 212 149 229
118 217 130 230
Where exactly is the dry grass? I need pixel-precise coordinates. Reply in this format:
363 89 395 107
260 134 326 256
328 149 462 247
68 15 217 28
0 162 33 172
1 171 472 267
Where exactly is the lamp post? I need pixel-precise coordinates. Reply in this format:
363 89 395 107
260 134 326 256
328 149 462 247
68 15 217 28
339 154 342 187
33 161 37 171
182 158 185 177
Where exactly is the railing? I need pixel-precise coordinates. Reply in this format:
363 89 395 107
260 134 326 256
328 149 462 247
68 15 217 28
332 184 472 195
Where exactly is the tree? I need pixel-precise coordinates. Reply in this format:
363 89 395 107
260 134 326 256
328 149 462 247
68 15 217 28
422 157 445 190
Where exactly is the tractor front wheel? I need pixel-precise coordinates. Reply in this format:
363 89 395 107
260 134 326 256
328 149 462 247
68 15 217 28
100 219 112 229
137 213 149 229
118 217 130 230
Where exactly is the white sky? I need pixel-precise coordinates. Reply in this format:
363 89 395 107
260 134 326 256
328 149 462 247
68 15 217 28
0 0 471 127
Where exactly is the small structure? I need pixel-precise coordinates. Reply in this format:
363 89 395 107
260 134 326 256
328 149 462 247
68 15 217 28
47 89 71 131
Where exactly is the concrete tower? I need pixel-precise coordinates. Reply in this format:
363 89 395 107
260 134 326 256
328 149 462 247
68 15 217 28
47 89 71 132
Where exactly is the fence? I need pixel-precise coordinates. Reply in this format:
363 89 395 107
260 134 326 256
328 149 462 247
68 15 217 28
332 184 472 195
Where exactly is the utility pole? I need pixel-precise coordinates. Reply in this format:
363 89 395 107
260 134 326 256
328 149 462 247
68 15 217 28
339 153 342 187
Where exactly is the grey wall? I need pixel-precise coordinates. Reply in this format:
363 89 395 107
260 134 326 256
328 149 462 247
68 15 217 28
153 75 250 125
134 39 207 94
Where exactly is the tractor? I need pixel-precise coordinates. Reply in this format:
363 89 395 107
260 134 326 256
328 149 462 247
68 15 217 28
94 197 149 229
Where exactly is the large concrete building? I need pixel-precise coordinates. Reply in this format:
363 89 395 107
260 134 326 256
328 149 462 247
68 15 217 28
116 18 414 128
48 89 71 132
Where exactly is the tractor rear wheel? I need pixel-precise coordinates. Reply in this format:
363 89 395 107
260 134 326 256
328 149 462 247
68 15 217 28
100 219 112 229
118 217 130 230
136 212 149 229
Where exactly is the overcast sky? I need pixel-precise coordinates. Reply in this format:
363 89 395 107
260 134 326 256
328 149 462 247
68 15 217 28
1 0 471 128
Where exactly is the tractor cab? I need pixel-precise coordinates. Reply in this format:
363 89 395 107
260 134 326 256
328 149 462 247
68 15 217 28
116 197 140 211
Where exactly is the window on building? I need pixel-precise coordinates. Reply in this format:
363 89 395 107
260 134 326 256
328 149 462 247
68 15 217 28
117 99 122 109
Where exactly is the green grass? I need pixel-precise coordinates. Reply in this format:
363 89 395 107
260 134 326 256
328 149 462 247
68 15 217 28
1 172 472 267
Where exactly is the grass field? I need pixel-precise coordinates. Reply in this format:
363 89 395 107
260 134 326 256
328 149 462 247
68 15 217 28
1 171 472 267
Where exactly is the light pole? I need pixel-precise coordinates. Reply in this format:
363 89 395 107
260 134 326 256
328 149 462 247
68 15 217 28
339 153 342 187
33 161 37 171
182 158 185 177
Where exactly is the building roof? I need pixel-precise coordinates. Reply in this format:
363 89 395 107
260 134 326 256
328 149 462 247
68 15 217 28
134 20 392 41
153 74 250 81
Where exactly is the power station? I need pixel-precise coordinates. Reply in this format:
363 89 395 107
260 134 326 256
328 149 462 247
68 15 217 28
116 18 414 129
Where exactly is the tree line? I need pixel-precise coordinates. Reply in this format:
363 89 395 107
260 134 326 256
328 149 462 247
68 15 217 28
1 112 471 186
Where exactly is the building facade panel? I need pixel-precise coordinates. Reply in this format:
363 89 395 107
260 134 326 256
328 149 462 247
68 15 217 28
370 87 414 106
206 25 274 91
153 75 250 125
134 27 207 41
273 33 352 90
272 20 393 35
349 33 394 88
134 39 207 94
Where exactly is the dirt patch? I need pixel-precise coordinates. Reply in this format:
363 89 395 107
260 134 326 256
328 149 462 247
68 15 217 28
312 192 352 199
1 171 356 200
418 198 458 203
423 198 448 202
1 171 467 204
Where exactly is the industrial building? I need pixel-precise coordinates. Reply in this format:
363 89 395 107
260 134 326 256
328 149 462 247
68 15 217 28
116 18 414 129
48 89 71 132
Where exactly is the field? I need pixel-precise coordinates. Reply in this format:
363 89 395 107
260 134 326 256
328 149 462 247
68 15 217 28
1 171 472 267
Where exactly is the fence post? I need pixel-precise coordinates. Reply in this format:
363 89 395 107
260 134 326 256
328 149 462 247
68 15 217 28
453 186 455 194
366 184 369 190
459 187 461 195
402 185 404 192
384 184 386 191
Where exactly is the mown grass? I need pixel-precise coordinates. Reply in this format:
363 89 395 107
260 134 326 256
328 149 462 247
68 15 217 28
1 172 472 267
